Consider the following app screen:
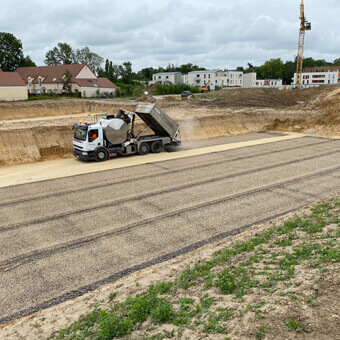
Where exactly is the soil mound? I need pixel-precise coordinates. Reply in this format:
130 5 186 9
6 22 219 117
137 95 157 103
311 87 340 113
200 88 297 108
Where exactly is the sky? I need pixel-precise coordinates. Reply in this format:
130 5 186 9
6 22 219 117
1 0 339 71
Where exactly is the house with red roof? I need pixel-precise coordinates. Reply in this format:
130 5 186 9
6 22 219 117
15 64 117 98
0 69 28 101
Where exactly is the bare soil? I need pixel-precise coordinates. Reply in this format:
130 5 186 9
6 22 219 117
0 87 339 166
1 197 339 340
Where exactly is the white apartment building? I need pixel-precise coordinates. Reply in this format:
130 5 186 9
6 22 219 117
187 70 243 87
243 72 257 88
293 69 340 87
150 70 286 89
217 70 243 87
150 72 183 85
255 79 283 88
187 70 220 87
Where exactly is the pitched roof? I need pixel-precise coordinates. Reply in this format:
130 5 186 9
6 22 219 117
0 70 26 86
15 64 90 83
75 78 117 89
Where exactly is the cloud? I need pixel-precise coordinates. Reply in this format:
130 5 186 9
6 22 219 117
1 0 339 70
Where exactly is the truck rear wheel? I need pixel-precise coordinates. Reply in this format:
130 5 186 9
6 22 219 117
151 141 163 153
138 143 150 155
95 148 109 161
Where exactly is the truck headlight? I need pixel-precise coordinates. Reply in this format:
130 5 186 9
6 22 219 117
82 152 88 155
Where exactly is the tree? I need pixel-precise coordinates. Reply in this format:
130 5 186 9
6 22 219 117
20 55 36 67
283 60 296 85
257 58 284 79
44 42 75 65
119 61 133 84
334 58 340 65
74 46 104 72
62 70 72 93
0 32 24 71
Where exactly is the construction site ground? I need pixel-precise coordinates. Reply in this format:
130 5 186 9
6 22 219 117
0 87 339 339
0 86 339 166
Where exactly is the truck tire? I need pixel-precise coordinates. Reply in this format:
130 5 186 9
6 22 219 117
138 143 150 155
151 140 163 153
95 148 109 162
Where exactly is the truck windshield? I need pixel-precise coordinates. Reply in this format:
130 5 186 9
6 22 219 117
74 128 87 141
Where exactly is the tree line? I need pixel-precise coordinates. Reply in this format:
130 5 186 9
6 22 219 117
1 31 340 87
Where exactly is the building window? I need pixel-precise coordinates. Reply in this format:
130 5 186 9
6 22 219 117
158 76 161 79
197 74 200 77
204 74 206 79
166 76 169 79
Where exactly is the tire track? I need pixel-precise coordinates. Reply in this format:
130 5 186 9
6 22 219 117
0 137 336 208
1 165 339 271
0 148 339 235
0 205 324 325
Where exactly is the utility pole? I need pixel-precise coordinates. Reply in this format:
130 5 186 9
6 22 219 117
296 0 311 88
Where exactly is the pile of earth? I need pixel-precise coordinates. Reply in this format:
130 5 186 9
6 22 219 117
280 84 339 103
137 95 157 103
199 88 297 108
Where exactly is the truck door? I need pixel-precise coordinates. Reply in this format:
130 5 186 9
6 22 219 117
88 129 101 150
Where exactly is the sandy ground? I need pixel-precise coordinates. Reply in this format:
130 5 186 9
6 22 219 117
0 87 339 166
0 201 338 340
0 132 304 188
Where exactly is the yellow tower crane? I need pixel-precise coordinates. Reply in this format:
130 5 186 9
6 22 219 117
296 0 311 88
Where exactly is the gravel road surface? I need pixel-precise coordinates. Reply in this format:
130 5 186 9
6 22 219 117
0 132 339 324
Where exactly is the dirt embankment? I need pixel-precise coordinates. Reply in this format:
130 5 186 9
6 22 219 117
0 99 136 121
0 87 339 166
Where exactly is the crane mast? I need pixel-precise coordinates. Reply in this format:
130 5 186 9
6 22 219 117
296 0 311 88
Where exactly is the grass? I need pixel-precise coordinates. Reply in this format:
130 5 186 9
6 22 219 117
282 317 309 332
48 198 340 339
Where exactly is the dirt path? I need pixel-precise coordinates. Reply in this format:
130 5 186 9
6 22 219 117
0 132 304 188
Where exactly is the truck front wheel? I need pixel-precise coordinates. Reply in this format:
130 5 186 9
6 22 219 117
151 141 163 153
95 148 109 161
138 143 150 155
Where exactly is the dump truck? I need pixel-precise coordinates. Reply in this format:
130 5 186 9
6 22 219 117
72 103 181 161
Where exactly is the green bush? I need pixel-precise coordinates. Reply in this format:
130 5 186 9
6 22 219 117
154 83 200 95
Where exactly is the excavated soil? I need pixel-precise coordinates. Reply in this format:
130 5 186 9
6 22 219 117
0 87 339 166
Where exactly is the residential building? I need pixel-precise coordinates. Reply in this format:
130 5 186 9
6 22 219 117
216 70 243 87
0 69 28 101
255 79 283 88
15 64 117 97
149 69 286 90
243 72 257 88
187 70 220 87
293 68 340 87
150 72 183 85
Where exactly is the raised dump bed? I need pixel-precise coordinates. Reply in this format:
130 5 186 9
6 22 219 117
134 102 180 141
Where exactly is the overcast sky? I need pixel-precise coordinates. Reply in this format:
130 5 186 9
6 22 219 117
1 0 339 71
